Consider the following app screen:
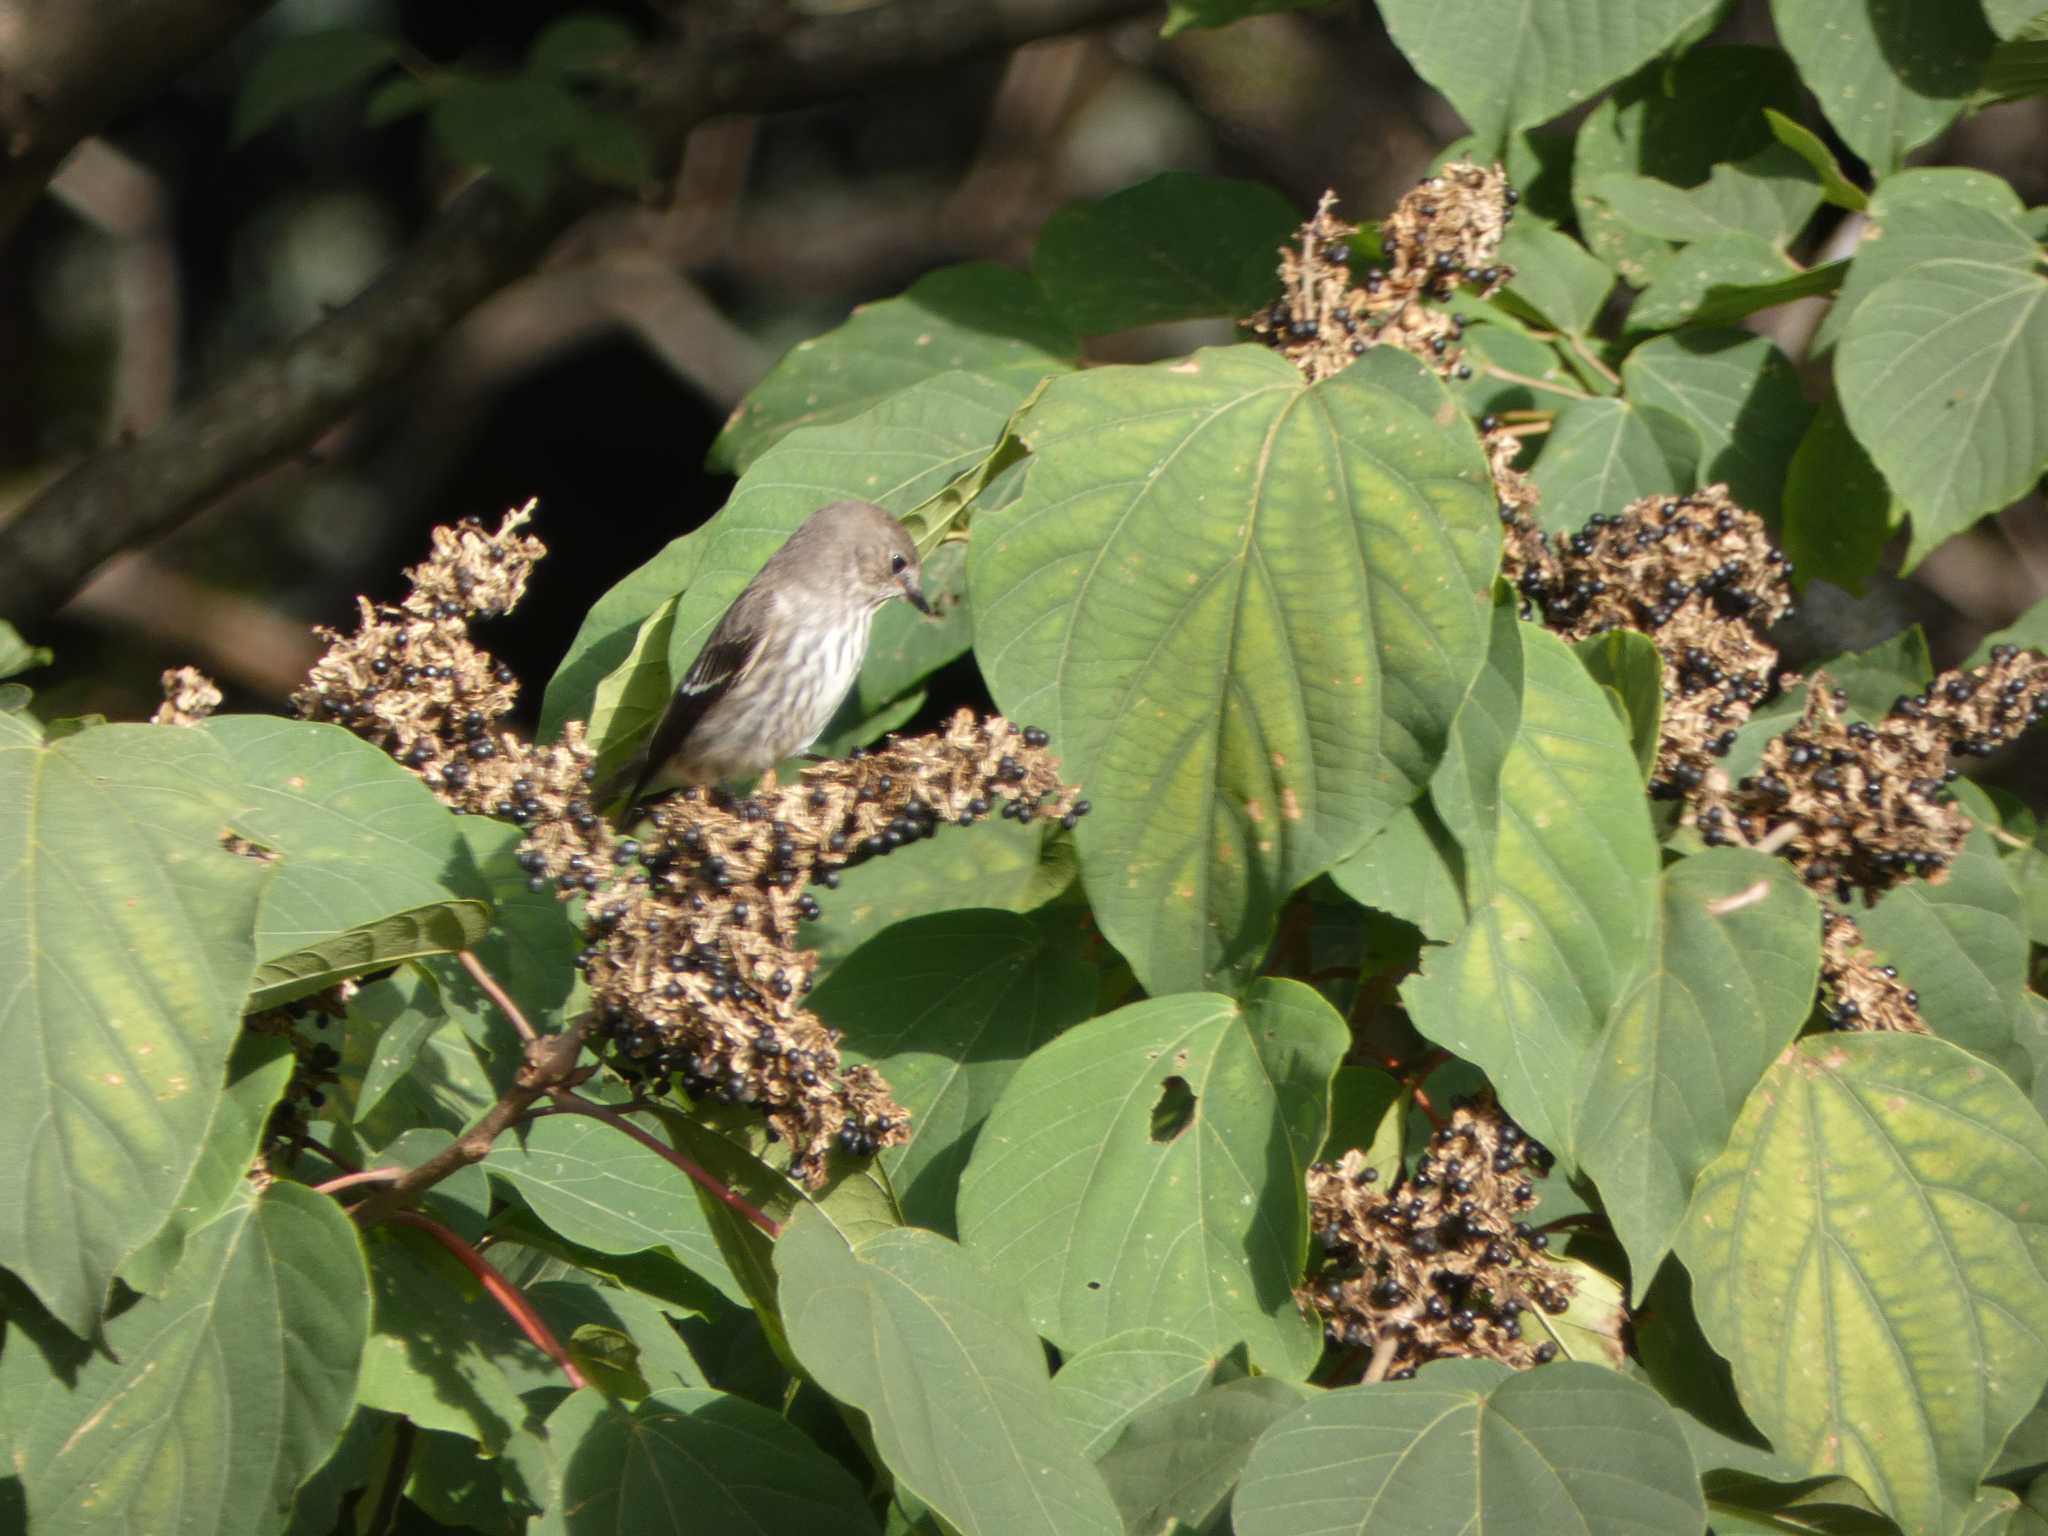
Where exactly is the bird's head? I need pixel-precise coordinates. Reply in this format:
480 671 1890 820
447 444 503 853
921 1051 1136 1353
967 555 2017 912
813 498 931 615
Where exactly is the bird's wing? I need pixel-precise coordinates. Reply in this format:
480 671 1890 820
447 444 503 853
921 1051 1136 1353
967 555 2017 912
617 585 774 806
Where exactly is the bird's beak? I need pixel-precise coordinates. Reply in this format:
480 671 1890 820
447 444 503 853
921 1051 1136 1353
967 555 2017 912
900 574 933 614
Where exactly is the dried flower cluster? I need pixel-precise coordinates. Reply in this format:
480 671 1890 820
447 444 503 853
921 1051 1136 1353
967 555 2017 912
291 503 543 810
1245 164 1517 384
1818 907 1927 1033
1302 1098 1580 1377
566 712 1087 1182
244 984 353 1153
152 665 222 726
1509 485 1796 802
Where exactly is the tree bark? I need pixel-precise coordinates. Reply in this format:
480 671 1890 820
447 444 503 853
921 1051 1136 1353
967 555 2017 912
0 0 279 242
0 0 1159 629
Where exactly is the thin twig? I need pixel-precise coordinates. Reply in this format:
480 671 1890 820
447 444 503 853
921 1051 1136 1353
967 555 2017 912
1480 361 1591 401
313 1166 404 1197
1362 1332 1402 1384
1564 331 1621 387
541 1092 783 1238
387 1209 587 1390
457 950 538 1043
297 1135 361 1174
1704 879 1771 916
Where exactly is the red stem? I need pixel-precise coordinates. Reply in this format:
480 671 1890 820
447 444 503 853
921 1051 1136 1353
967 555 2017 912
387 1209 587 1390
457 950 538 1043
538 1094 783 1238
313 1166 403 1196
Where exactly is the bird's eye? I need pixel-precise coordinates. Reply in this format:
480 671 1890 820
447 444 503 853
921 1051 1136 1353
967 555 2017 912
890 553 908 574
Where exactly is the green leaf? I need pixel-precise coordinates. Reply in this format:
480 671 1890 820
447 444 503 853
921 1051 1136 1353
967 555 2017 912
1855 825 2029 1061
1051 1328 1223 1459
1820 190 2038 354
1679 1034 2048 1536
1572 47 1804 287
562 102 648 189
1160 0 1329 34
1401 617 1661 1158
1989 0 2048 38
1765 108 1869 211
956 980 1346 1376
776 1210 1123 1536
1627 235 1814 332
363 74 434 127
971 345 1498 993
486 1111 745 1306
430 77 582 207
1622 330 1811 525
527 1278 706 1398
234 28 398 141
427 817 587 1047
1837 259 2048 567
1530 397 1698 534
1031 172 1299 333
1592 142 1822 248
1782 392 1900 595
527 12 636 79
1574 628 1667 782
356 1221 541 1452
0 722 271 1334
1376 0 1725 152
1328 799 1467 944
120 1031 295 1294
201 717 481 1006
1816 625 1934 723
1771 0 1997 172
1095 1376 1309 1533
710 264 1080 474
1496 219 1616 336
587 594 678 788
0 620 49 680
805 814 1073 977
1233 1359 1706 1536
536 1386 878 1536
1575 850 1820 1296
812 907 1096 1233
5 1182 369 1536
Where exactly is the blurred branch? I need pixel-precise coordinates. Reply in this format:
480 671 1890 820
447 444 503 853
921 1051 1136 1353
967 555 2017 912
0 0 1160 628
0 0 278 244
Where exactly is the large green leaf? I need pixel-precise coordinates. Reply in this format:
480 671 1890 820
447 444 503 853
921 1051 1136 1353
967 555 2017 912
1770 0 1996 172
1094 1376 1309 1533
1628 238 1837 333
812 907 1096 1233
1622 330 1811 525
486 1110 745 1306
1782 392 1900 595
1497 219 1617 337
0 722 272 1334
1819 188 2037 354
776 1209 1122 1536
1376 0 1723 152
203 717 484 1006
1854 825 2029 1062
1031 172 1297 334
1233 1359 1705 1536
956 980 1345 1377
1327 799 1467 944
1051 1327 1223 1459
1574 849 1821 1296
971 345 1498 994
5 1181 368 1536
1591 142 1821 249
1838 259 2048 566
120 1031 295 1294
710 264 1079 474
1680 1034 2048 1536
1529 396 1698 533
1401 617 1660 1158
536 1386 878 1536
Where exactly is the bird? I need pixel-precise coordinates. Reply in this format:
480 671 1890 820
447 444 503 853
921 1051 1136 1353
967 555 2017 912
597 498 930 817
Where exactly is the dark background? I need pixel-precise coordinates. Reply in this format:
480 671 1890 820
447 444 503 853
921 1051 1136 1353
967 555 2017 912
6 0 2046 744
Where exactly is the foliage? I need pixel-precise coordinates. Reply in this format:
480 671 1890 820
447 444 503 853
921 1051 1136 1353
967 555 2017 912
10 5 2048 1536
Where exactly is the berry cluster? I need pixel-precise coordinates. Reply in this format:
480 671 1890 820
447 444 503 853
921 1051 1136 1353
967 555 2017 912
1506 485 1795 801
152 665 222 727
566 711 1087 1182
1301 1098 1581 1378
1245 164 1517 385
290 503 542 810
1818 907 1927 1034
